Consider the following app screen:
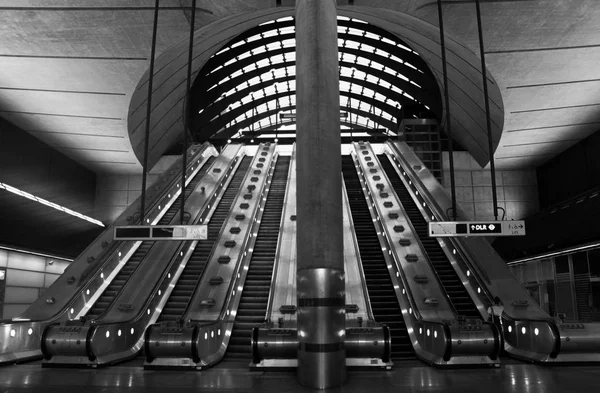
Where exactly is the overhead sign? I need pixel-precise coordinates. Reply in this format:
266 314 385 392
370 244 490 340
428 221 525 237
114 225 208 241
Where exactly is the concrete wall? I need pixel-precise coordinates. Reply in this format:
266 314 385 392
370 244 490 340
537 129 600 209
0 247 71 319
94 156 179 225
441 152 539 221
0 117 101 258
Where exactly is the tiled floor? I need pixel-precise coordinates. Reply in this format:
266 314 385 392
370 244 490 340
0 359 598 392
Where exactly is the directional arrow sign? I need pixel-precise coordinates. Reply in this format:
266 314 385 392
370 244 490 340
429 221 525 237
469 223 502 234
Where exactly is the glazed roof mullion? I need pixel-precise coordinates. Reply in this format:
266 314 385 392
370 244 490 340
206 61 294 104
216 103 296 137
204 46 294 90
339 75 418 107
198 74 295 126
205 33 295 74
197 91 294 139
338 61 430 103
339 47 427 84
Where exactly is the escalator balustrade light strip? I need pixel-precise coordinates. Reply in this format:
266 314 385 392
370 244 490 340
0 181 105 227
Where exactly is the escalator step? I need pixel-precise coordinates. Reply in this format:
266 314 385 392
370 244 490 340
342 156 414 360
158 156 254 322
224 157 290 360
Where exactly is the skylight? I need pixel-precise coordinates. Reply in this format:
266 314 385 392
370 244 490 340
194 15 435 142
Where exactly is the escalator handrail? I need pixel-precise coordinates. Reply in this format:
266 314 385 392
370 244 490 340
348 152 432 323
87 154 224 329
86 153 218 322
265 145 296 320
177 152 252 320
346 152 451 360
341 177 375 321
352 149 460 320
26 144 211 324
384 141 497 313
375 153 464 319
217 148 278 322
64 142 210 278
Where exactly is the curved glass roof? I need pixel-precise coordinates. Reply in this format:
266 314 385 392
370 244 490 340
190 15 441 144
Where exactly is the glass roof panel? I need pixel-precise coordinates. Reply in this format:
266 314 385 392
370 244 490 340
200 15 434 141
247 34 262 43
364 32 380 40
282 38 295 48
356 56 370 66
279 26 294 35
347 27 363 36
381 37 396 46
345 40 360 50
263 30 278 38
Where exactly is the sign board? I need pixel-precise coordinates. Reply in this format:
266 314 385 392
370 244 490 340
114 225 208 241
428 221 525 237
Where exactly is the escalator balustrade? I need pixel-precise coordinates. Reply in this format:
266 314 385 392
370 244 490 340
342 156 414 360
225 156 291 359
158 156 253 322
379 155 480 319
86 157 216 320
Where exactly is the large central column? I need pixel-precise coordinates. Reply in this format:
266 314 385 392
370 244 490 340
295 0 345 389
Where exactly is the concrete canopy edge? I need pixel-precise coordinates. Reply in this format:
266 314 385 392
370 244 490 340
127 6 504 169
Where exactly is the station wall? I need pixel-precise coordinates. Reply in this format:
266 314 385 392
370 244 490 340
441 151 539 221
0 247 71 319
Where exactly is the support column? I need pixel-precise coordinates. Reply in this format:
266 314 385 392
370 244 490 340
295 0 345 389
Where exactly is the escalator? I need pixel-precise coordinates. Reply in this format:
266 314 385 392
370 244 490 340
379 155 480 319
158 156 253 322
342 156 414 360
86 157 216 320
224 156 291 359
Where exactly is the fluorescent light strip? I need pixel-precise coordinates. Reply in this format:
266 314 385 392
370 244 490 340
0 245 73 262
507 241 600 266
0 181 105 227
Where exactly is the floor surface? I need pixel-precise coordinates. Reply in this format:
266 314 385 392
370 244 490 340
0 359 598 392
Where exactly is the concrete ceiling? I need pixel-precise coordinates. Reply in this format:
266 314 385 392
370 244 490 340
0 0 599 174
